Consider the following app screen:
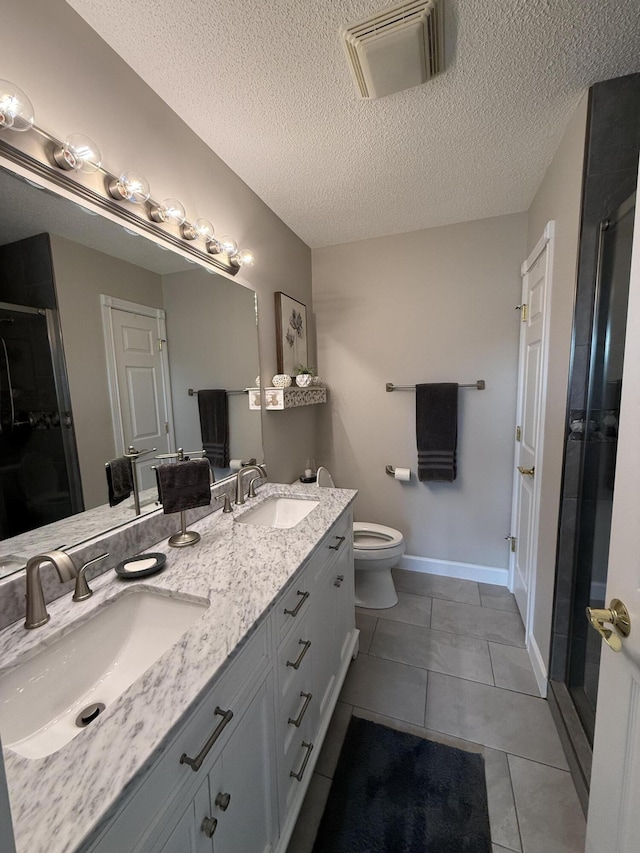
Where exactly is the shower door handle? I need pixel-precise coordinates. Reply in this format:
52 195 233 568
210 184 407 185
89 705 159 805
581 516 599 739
586 599 631 652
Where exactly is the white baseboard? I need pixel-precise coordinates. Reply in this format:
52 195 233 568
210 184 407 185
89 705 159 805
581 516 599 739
527 632 548 698
397 554 509 587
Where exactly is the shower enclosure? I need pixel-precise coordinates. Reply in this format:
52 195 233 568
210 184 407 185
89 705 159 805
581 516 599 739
0 301 82 540
564 193 635 742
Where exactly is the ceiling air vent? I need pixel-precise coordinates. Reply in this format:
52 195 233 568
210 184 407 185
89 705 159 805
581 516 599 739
340 0 444 99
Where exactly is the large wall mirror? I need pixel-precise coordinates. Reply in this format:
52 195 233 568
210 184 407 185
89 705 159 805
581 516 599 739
0 164 262 578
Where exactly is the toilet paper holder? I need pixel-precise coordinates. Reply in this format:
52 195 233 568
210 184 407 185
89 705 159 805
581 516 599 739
385 465 411 481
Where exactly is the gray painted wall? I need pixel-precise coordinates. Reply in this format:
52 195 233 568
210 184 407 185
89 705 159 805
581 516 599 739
50 235 165 509
313 213 527 570
162 269 262 464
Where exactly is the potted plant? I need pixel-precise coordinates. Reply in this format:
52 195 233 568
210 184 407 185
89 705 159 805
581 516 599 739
294 363 314 387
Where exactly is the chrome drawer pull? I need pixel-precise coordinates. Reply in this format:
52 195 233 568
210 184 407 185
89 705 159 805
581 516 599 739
284 590 309 617
286 639 311 670
215 791 231 811
329 535 346 551
201 816 218 838
288 692 313 727
334 574 345 587
180 706 234 771
290 741 314 781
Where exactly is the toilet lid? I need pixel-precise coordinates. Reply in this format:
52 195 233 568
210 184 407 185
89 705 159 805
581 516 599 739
316 467 335 488
353 521 404 550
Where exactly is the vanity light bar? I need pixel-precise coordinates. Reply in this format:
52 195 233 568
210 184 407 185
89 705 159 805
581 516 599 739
0 80 255 271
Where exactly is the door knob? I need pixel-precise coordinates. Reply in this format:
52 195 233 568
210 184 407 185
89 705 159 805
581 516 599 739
586 598 631 652
517 466 535 477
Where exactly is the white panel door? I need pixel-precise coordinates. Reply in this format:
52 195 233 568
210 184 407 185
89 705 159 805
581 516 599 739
511 227 552 632
586 183 640 852
110 307 172 489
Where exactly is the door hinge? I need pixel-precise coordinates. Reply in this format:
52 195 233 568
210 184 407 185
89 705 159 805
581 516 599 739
516 426 521 442
158 338 166 351
515 303 528 322
505 535 516 553
165 422 169 434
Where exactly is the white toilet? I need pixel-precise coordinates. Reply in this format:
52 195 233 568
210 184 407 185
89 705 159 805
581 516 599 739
316 467 404 609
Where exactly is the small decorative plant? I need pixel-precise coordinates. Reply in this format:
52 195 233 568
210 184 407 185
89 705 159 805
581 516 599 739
294 363 315 376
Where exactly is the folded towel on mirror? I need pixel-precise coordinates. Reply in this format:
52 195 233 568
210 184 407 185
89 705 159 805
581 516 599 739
106 457 133 506
197 389 229 468
416 383 458 482
155 458 212 514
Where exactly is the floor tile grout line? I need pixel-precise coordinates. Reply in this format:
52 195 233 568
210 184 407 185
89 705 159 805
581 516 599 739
505 751 525 853
362 647 495 689
423 669 551 703
366 615 526 653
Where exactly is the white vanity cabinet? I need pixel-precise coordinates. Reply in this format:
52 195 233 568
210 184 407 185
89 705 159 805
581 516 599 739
161 678 276 853
85 507 356 853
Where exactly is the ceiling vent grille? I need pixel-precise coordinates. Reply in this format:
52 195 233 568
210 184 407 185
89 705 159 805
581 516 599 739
340 0 444 99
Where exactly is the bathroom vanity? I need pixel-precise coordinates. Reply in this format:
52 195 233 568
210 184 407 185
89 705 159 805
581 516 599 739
0 483 358 853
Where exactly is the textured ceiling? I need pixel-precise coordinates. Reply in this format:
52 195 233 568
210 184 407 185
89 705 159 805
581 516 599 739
66 0 640 248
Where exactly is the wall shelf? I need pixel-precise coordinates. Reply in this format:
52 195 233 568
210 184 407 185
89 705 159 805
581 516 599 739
264 386 327 410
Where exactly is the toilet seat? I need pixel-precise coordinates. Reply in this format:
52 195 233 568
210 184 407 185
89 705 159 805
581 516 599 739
353 522 404 550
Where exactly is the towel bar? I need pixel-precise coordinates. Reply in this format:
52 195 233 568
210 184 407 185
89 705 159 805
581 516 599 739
188 388 249 396
386 380 485 392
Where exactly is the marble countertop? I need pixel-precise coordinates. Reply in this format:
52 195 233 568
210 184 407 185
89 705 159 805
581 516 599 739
0 482 356 853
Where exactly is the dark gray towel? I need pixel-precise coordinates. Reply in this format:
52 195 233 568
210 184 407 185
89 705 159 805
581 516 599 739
155 459 212 514
416 383 458 482
197 390 229 468
106 457 133 506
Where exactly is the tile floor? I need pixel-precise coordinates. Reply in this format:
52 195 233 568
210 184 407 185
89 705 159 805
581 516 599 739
286 569 586 853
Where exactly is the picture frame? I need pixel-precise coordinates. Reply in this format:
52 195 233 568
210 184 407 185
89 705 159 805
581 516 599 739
275 292 308 376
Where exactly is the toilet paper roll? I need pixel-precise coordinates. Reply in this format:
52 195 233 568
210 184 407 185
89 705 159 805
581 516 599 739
394 467 411 482
229 459 243 471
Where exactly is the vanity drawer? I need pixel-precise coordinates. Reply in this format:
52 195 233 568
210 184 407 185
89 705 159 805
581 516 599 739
88 619 270 853
278 712 317 825
317 513 352 567
275 566 313 645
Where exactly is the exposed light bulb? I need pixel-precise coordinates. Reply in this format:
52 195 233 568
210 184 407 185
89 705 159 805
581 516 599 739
53 133 102 173
108 169 150 204
237 248 255 267
150 198 186 225
219 235 238 257
0 80 35 132
193 218 215 242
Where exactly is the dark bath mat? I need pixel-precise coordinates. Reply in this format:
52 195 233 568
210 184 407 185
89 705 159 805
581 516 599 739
312 716 491 853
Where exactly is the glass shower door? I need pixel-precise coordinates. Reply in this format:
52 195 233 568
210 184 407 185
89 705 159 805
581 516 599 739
0 303 80 540
566 192 636 742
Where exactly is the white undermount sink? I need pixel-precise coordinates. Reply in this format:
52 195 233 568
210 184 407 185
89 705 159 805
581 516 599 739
0 589 208 759
236 496 319 529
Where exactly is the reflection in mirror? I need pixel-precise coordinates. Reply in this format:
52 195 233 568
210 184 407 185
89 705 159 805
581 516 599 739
0 166 262 577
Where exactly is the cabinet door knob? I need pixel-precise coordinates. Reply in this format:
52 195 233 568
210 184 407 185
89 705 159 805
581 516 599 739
334 574 345 587
201 816 218 838
215 791 231 811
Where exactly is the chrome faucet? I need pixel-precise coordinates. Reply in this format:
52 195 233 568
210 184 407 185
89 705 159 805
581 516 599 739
25 550 78 629
235 465 267 505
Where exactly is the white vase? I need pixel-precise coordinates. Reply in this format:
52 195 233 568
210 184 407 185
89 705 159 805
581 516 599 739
296 374 312 387
272 374 292 388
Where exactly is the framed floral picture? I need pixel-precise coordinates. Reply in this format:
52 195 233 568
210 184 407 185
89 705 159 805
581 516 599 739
275 292 308 375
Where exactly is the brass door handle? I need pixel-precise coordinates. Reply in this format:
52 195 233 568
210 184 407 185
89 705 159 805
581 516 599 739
517 466 535 477
586 599 631 652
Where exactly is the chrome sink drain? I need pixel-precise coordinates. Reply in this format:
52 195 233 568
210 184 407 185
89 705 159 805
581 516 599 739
75 702 106 728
